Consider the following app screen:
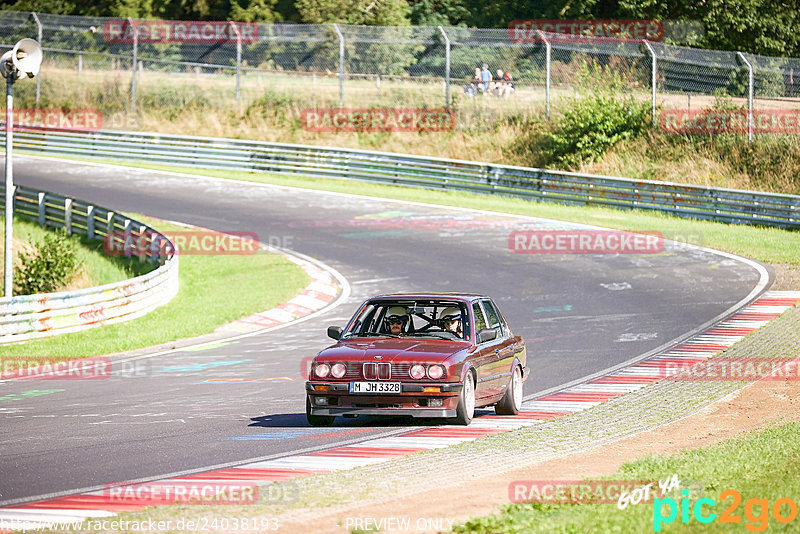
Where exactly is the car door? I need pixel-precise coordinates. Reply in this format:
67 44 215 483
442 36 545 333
471 301 504 399
482 299 516 397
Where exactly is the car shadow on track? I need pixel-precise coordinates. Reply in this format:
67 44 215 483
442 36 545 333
249 411 496 429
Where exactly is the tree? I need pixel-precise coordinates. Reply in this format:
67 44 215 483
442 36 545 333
295 0 411 25
408 0 470 26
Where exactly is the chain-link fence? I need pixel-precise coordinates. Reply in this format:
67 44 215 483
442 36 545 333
1 11 799 137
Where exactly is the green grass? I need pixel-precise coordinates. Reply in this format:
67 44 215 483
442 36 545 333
23 153 800 266
452 421 800 533
0 215 310 358
1 215 151 297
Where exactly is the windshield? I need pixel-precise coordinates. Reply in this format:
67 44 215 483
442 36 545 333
342 300 470 341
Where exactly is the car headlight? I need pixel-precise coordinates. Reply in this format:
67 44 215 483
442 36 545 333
331 362 346 378
410 364 425 379
314 363 330 378
427 364 445 380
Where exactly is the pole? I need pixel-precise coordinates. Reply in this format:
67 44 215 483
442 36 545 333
438 26 450 108
129 17 137 112
333 23 344 107
4 76 14 297
536 30 550 120
736 52 754 142
229 21 242 101
31 12 41 105
642 40 657 126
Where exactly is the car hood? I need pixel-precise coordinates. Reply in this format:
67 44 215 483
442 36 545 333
319 338 469 362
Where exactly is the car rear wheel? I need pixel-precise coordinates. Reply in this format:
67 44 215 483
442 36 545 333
306 395 335 427
495 365 522 415
453 371 475 425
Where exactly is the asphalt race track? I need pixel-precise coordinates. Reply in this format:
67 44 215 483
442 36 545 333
0 156 768 504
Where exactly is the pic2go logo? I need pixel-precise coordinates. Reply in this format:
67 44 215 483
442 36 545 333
654 489 798 532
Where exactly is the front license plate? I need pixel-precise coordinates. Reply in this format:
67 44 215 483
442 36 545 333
349 381 401 394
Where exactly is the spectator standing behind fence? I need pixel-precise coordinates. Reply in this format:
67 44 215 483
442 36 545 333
480 63 492 93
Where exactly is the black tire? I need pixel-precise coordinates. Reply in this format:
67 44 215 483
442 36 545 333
306 395 334 427
453 371 476 425
495 365 522 415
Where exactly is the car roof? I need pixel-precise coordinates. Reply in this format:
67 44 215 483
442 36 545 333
368 293 487 302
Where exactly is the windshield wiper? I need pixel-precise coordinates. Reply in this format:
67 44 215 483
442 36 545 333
345 331 400 338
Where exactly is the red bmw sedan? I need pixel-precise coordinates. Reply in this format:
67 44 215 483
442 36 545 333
305 294 527 426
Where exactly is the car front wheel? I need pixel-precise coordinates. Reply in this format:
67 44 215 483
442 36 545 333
495 365 522 415
306 395 335 427
453 372 476 425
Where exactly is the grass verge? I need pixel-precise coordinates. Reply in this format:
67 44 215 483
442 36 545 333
453 421 800 533
0 215 310 359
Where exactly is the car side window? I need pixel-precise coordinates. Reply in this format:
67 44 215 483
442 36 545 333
483 300 501 328
472 302 488 335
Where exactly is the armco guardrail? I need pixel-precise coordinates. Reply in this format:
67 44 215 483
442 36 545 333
6 127 800 229
0 184 178 343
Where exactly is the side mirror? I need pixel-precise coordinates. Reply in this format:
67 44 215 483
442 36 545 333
327 326 343 340
477 328 497 344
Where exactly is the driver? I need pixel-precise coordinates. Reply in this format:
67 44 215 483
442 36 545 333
384 306 409 335
439 307 462 337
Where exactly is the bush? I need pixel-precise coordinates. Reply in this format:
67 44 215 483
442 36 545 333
14 230 78 295
547 93 651 167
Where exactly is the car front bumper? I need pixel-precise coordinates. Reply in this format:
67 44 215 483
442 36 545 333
306 381 463 418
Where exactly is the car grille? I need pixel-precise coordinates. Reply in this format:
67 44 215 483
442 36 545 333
363 362 391 380
341 362 413 380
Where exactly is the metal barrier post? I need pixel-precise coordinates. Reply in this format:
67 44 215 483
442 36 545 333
642 40 657 126
439 26 451 108
537 30 550 120
229 21 242 101
736 52 754 142
4 76 14 297
333 23 344 107
128 17 138 112
31 12 42 104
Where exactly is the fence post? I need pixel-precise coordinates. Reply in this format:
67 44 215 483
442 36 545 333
229 21 242 101
38 192 46 226
642 40 657 126
736 52 754 142
333 23 344 107
128 17 138 112
87 205 95 239
536 30 551 120
31 12 42 104
438 26 451 108
64 198 73 236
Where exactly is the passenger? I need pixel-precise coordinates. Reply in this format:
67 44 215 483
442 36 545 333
439 307 463 337
385 306 409 335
